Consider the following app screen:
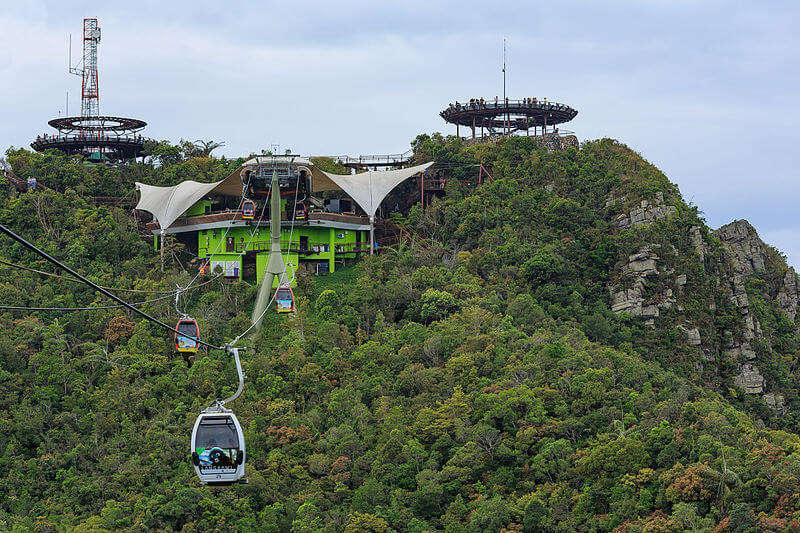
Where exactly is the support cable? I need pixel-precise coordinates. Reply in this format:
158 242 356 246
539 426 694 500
231 161 299 345
0 258 185 293
0 292 174 311
171 172 254 295
0 222 225 351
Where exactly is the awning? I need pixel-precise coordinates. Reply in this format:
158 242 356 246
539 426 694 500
311 161 434 220
134 174 241 230
136 159 433 230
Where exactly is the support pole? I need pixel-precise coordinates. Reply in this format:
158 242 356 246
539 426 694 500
160 229 164 272
421 171 425 212
369 215 375 255
250 166 287 333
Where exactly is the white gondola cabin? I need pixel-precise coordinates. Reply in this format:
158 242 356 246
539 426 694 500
190 409 246 485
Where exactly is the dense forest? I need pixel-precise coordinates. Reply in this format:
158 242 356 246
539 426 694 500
2 136 800 532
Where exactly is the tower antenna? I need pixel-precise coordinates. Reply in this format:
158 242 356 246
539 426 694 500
33 18 152 162
502 37 506 102
503 37 508 134
68 18 101 119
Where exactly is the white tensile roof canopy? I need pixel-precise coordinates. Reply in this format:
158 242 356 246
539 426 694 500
134 174 241 231
311 161 434 220
135 159 433 230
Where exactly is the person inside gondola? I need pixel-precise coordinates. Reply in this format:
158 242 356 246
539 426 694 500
195 417 240 471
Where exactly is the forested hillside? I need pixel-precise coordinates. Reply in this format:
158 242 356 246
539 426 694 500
3 137 800 532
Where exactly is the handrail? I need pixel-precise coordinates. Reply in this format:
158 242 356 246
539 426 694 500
232 240 371 254
33 134 147 143
442 98 574 113
334 149 414 165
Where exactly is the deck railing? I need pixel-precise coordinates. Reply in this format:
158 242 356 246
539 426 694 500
232 240 371 254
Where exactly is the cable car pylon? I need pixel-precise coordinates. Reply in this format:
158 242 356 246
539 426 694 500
250 163 291 332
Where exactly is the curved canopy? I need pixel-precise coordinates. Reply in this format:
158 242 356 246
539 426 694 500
135 159 433 229
311 161 433 220
135 174 241 230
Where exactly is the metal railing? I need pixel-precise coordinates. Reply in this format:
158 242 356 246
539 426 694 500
33 133 148 144
232 240 370 254
334 149 414 167
442 98 574 113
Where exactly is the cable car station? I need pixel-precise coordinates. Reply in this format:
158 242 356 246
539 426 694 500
134 156 432 286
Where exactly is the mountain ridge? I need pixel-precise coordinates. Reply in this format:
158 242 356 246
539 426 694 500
3 137 800 530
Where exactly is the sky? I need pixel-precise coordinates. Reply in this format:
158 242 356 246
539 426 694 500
1 1 799 264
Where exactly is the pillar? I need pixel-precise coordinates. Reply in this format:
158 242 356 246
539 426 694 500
159 229 165 272
329 227 335 273
369 215 375 255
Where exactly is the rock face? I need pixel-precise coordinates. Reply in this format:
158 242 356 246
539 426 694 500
715 220 768 274
614 192 677 229
608 210 798 413
609 246 674 325
689 226 708 261
777 270 800 322
716 219 800 322
764 393 787 415
734 364 765 394
679 326 702 346
711 220 800 406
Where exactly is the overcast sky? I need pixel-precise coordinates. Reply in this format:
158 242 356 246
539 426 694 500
2 1 799 264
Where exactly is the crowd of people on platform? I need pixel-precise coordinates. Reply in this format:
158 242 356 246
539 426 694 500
446 96 562 113
35 132 145 143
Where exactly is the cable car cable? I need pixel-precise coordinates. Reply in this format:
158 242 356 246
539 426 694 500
174 172 255 296
0 222 226 352
0 258 184 294
0 292 175 311
231 282 279 345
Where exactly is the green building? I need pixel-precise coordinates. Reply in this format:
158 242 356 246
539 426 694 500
135 156 432 287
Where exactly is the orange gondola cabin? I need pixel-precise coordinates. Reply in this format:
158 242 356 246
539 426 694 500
275 286 295 313
241 200 256 220
175 318 200 353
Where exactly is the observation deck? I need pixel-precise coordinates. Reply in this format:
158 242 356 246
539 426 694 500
31 115 152 161
440 98 578 138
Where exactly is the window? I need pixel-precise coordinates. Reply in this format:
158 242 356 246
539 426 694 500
196 417 239 448
276 288 292 300
177 321 198 337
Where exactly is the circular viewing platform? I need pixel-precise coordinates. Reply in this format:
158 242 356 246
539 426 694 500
31 134 150 159
31 115 151 160
440 98 578 137
47 116 147 133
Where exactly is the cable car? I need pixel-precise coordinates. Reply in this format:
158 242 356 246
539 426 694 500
190 409 246 485
275 285 295 313
242 200 256 220
175 317 200 355
294 202 307 221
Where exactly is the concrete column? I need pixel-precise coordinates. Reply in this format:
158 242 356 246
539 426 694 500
369 215 375 255
328 227 335 273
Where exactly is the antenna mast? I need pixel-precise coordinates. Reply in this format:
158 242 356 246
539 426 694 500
503 37 507 135
68 18 101 119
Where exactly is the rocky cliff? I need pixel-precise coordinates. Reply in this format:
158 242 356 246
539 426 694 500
607 196 799 413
